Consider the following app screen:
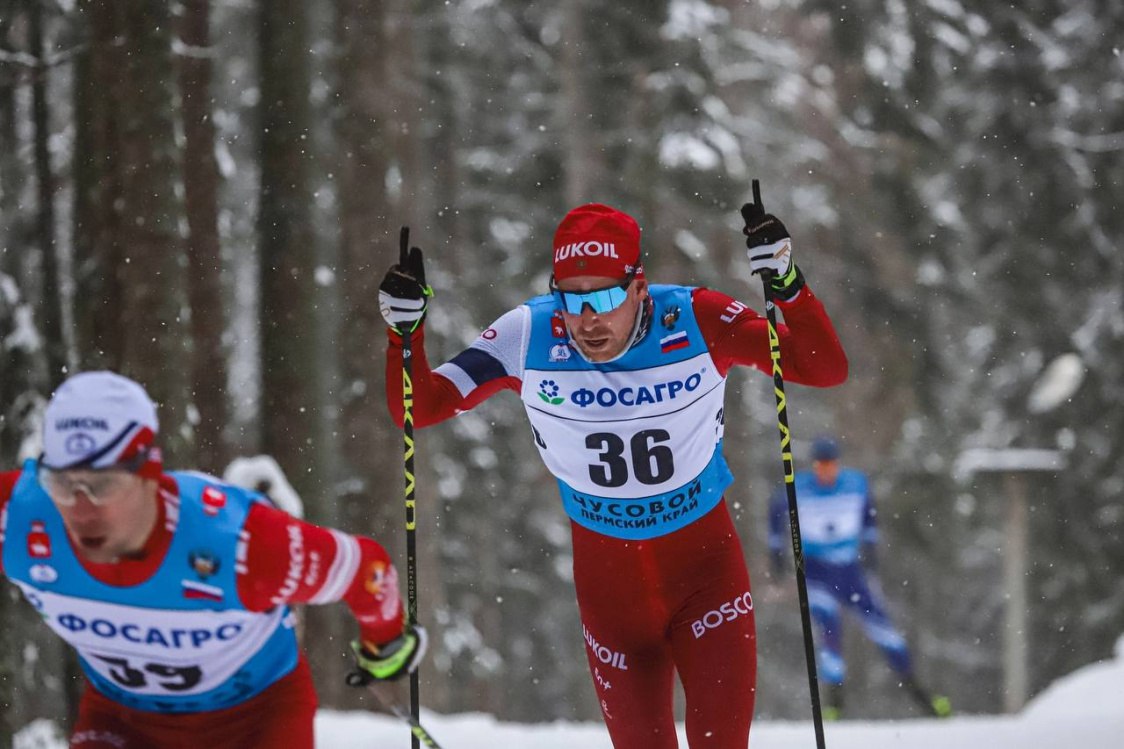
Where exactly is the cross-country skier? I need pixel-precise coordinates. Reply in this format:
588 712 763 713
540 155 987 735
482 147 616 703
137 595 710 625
0 370 426 748
767 435 951 719
378 193 848 747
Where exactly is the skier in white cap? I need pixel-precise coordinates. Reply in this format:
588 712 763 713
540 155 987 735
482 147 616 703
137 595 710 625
1 370 425 748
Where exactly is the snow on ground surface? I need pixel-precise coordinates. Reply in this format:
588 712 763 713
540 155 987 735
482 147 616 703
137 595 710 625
16 636 1124 748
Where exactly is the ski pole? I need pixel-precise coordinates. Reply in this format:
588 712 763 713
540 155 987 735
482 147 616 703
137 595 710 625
386 701 442 749
345 674 445 749
752 179 828 749
399 225 422 749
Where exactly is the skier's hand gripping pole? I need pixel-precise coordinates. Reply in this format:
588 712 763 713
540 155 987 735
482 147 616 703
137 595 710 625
379 227 433 334
742 179 805 300
347 626 428 684
345 627 443 747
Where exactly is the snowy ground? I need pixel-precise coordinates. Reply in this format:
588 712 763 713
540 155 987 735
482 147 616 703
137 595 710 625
16 636 1124 748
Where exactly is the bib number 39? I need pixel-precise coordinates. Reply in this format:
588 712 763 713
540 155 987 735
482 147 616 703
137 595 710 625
92 654 203 692
586 429 674 487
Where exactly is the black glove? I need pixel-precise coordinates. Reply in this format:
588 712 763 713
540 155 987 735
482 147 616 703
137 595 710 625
379 227 433 334
346 625 428 686
741 179 805 301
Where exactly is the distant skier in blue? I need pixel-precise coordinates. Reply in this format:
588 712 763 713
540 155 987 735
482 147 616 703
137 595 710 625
768 436 950 719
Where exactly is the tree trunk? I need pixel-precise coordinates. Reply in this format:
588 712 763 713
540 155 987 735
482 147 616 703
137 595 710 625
73 1 191 463
29 0 67 386
257 0 320 498
257 0 335 695
326 0 397 709
0 7 21 282
178 0 231 474
559 0 600 206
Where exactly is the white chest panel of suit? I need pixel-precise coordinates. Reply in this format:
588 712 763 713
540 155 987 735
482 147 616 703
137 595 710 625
514 286 734 539
15 585 286 697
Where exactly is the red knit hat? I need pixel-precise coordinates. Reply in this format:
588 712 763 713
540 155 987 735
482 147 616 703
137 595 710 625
552 203 643 281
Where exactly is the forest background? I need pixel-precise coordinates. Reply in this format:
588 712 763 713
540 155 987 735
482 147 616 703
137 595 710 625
1 0 1121 740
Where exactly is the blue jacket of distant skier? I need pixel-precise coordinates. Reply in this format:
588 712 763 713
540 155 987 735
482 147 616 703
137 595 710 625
768 467 877 566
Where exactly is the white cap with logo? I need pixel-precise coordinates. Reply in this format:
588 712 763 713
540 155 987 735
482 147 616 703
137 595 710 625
41 371 159 471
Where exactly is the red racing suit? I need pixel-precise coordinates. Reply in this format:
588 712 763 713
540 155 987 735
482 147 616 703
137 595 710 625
386 284 846 748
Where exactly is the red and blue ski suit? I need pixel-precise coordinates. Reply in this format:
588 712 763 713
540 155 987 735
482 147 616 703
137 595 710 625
0 469 405 749
387 283 847 747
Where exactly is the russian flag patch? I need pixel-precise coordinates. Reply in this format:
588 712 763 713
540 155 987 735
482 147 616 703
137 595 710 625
182 580 224 602
660 331 689 353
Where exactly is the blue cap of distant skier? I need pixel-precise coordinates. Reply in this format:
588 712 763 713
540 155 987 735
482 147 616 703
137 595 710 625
811 436 840 462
